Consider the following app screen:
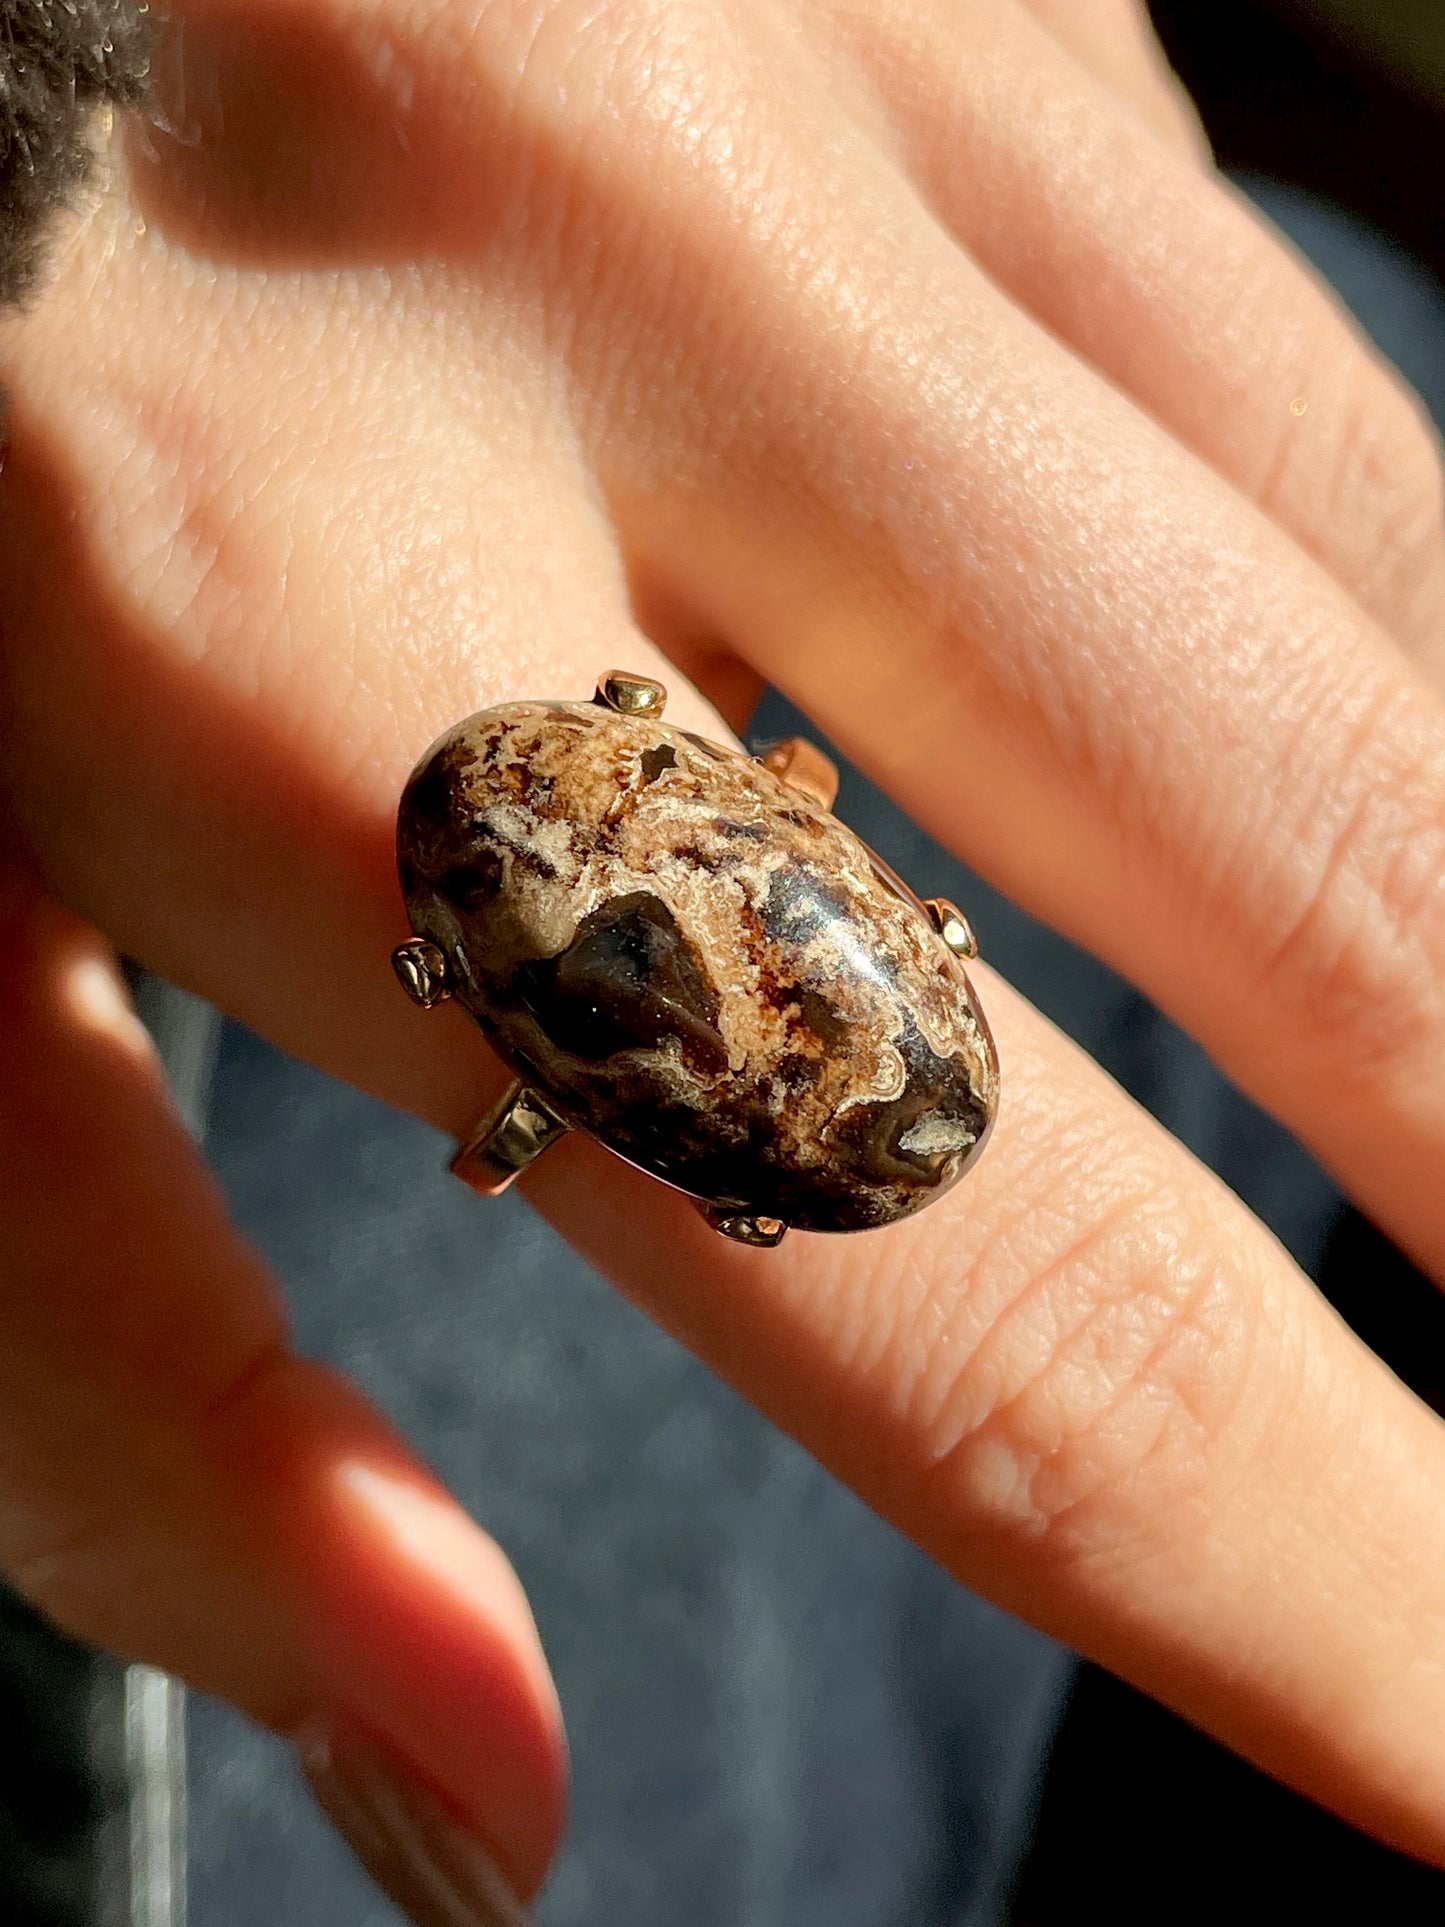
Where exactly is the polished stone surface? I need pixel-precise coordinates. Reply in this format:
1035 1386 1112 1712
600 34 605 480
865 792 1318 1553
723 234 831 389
397 702 997 1231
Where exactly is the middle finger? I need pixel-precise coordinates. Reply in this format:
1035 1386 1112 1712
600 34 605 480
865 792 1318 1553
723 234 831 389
520 7 1445 1281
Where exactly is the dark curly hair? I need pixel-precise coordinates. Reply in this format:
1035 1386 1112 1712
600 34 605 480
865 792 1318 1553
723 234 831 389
0 0 152 303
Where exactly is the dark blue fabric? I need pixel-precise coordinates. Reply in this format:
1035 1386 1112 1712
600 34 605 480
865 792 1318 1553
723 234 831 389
1239 173 1445 431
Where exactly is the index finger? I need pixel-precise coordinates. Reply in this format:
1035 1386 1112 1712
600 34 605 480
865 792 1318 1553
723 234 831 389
0 871 566 1902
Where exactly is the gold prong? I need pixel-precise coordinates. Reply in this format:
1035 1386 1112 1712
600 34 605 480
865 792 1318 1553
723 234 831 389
755 737 839 811
391 938 452 1008
451 1082 571 1195
700 1204 788 1247
924 898 978 960
595 671 667 718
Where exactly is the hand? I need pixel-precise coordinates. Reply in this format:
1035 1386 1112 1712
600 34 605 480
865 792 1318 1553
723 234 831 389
5 0 1445 1905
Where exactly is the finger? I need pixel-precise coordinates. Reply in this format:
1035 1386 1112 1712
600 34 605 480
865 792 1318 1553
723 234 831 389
505 18 1445 1279
1012 0 1210 161
830 0 1445 658
528 967 1445 1867
0 865 565 1901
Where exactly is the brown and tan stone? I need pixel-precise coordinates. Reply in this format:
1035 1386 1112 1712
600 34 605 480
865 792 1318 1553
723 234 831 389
397 701 998 1233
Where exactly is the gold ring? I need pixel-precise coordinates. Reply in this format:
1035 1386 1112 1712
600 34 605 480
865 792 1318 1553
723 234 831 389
392 673 997 1247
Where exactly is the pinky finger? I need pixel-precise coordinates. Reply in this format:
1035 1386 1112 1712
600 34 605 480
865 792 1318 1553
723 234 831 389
0 863 565 1908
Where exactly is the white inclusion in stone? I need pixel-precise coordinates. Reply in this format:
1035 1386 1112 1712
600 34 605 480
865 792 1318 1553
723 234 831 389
898 1112 977 1157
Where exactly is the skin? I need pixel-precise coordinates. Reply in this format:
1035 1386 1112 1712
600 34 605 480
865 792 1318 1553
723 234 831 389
5 0 1445 1899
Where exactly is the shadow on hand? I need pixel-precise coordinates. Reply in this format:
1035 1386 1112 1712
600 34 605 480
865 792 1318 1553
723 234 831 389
128 0 523 268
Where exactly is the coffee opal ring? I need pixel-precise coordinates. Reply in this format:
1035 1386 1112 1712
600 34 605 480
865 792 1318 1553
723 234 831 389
392 673 999 1248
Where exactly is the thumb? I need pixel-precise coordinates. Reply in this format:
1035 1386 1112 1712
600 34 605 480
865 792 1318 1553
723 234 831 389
0 863 565 1908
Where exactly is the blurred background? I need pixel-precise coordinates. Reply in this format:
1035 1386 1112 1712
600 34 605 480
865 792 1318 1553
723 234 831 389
1154 0 1445 276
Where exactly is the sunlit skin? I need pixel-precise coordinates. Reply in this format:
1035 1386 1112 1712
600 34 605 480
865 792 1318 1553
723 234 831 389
5 0 1445 1899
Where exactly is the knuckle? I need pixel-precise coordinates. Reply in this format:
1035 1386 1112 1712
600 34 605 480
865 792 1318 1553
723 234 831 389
1335 368 1445 640
902 1164 1259 1572
1269 335 1445 645
1252 685 1445 1088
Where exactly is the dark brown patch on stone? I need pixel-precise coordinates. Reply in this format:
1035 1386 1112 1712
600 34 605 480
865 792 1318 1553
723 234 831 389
797 986 850 1051
671 840 729 875
511 759 555 802
830 1022 988 1187
777 1052 823 1092
639 744 678 784
517 891 728 1077
437 855 506 915
404 740 476 836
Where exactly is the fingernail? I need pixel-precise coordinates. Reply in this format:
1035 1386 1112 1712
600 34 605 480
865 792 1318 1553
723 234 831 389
297 1717 533 1927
